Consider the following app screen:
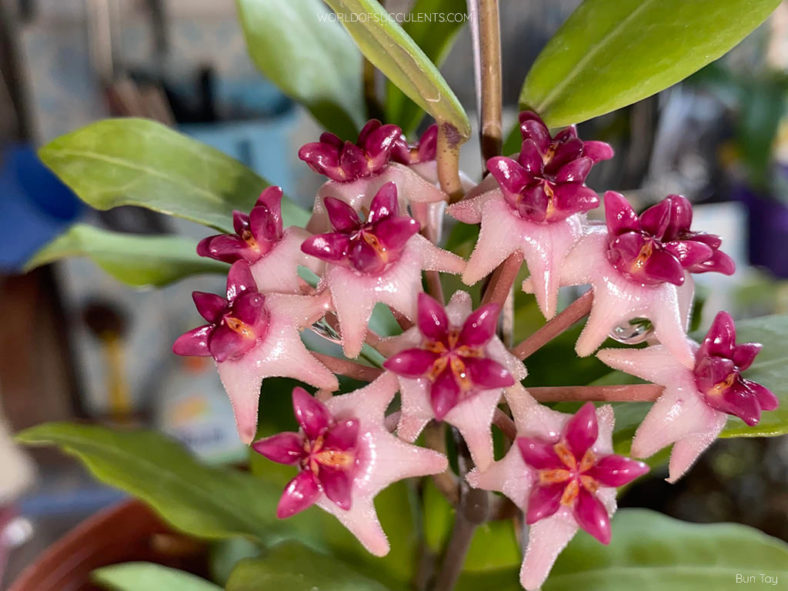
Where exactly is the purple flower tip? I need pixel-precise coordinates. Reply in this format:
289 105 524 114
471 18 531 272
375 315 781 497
694 311 778 426
392 124 438 165
301 182 420 274
298 119 404 182
197 186 285 264
604 192 735 287
486 111 611 223
384 294 514 419
172 261 269 362
517 403 648 544
253 387 360 517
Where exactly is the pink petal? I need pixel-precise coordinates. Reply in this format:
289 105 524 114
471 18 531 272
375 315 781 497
551 183 600 216
250 204 281 244
587 455 649 487
583 140 614 163
430 369 460 420
339 142 367 180
298 142 341 180
364 124 402 171
487 156 530 195
689 249 735 275
638 199 671 237
197 234 249 263
746 380 779 411
324 197 360 232
208 324 252 362
459 303 500 346
319 131 344 149
226 261 257 301
417 293 449 341
604 191 639 235
525 484 564 524
663 194 693 239
519 113 550 153
252 432 303 465
573 486 611 544
193 292 227 323
703 311 737 356
517 140 544 176
555 157 592 184
564 402 598 459
233 210 250 234
348 237 386 274
232 292 266 326
318 466 353 510
465 357 514 389
416 124 438 162
373 216 420 250
732 342 762 371
368 182 399 222
293 387 331 439
256 186 284 217
301 233 350 263
664 240 714 268
277 470 320 518
383 349 438 377
520 513 578 590
642 247 686 286
517 437 563 470
546 138 583 174
712 381 763 426
323 418 360 451
172 325 212 357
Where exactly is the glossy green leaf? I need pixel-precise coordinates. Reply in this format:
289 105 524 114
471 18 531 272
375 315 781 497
324 0 470 140
225 541 388 591
385 0 468 134
457 509 788 590
25 224 226 287
520 0 782 127
93 562 221 591
39 118 309 233
236 0 364 138
16 423 291 543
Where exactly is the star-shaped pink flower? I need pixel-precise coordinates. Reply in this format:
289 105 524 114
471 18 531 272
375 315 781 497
173 261 338 443
468 385 647 590
196 186 321 294
252 374 447 556
447 112 613 319
299 120 450 234
548 191 737 364
301 183 465 358
381 291 525 470
598 311 777 482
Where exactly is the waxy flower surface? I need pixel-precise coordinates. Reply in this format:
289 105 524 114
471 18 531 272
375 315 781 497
598 311 778 482
197 186 320 294
300 120 448 233
382 291 525 469
253 374 448 556
546 191 737 364
302 183 465 358
173 261 337 443
448 112 613 319
468 386 647 590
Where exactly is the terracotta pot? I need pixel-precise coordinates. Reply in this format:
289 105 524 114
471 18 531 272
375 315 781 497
9 500 209 591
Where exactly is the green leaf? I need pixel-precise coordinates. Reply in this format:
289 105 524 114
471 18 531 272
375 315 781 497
39 118 309 233
457 509 788 590
16 423 292 543
236 0 364 138
225 541 389 591
385 0 468 134
520 0 782 127
324 0 470 140
93 562 221 591
24 224 226 287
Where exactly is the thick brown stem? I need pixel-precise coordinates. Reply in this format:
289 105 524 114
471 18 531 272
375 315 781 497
311 353 383 383
478 0 502 163
528 384 664 402
511 291 594 360
437 123 465 204
481 251 523 309
492 408 517 440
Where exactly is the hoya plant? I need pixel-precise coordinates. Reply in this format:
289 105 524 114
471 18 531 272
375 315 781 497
18 0 788 589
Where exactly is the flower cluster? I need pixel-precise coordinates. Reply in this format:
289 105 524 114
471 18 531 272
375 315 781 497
174 112 777 590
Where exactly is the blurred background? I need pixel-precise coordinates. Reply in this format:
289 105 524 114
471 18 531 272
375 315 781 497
0 0 786 587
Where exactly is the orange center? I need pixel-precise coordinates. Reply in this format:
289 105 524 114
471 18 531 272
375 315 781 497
225 316 255 339
537 441 599 507
424 330 484 392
